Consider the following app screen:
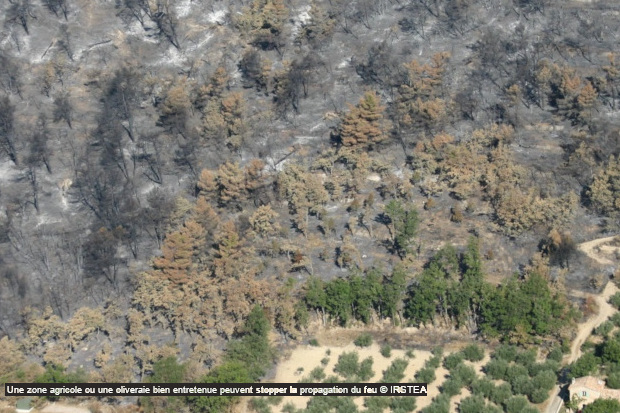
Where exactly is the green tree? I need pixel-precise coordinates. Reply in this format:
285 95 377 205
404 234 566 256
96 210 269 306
608 372 620 389
504 395 528 413
354 333 373 348
568 352 600 378
189 361 251 412
224 305 275 381
405 261 448 326
602 338 620 364
380 358 408 383
141 356 187 413
583 398 620 413
35 364 87 400
334 352 361 379
384 200 419 258
489 383 513 405
304 276 327 324
471 378 494 398
381 266 407 324
459 394 486 413
324 278 353 325
462 344 484 362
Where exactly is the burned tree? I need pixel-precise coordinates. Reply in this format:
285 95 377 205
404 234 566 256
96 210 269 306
52 93 73 129
43 0 69 20
0 96 17 165
6 0 37 35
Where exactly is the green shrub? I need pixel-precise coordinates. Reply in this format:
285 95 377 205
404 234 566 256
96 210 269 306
265 396 283 405
568 352 600 378
354 333 373 347
334 352 360 379
610 312 620 327
529 388 550 404
602 338 620 364
532 369 556 392
610 292 620 309
493 344 518 362
581 340 596 352
482 405 503 413
505 364 529 383
309 367 326 381
35 364 87 401
458 394 486 413
489 383 513 405
596 321 614 337
323 375 342 383
461 344 485 362
608 372 620 389
443 352 464 371
529 360 560 377
405 349 415 359
471 378 494 398
547 347 563 363
36 364 87 384
431 346 444 358
427 355 442 369
514 349 537 367
390 396 416 412
583 398 620 412
452 363 476 386
381 358 408 383
510 374 533 396
608 362 620 374
485 359 509 380
308 338 319 346
364 396 390 411
188 361 251 413
441 378 463 397
415 367 436 384
421 395 449 413
381 344 392 358
358 357 374 381
249 398 271 413
320 357 329 366
281 403 296 413
503 395 528 413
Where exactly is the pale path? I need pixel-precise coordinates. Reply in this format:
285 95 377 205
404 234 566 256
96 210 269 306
568 281 618 363
544 236 619 413
578 235 618 266
544 282 618 413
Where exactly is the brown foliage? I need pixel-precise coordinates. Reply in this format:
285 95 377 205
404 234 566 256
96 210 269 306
338 91 388 149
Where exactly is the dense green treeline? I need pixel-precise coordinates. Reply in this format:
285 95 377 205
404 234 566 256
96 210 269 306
299 238 578 344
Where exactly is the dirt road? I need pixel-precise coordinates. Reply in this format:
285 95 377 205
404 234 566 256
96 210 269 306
544 282 618 413
544 236 619 413
568 281 618 364
578 236 618 266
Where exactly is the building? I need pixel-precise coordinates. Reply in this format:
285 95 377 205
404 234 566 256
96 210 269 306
568 376 620 410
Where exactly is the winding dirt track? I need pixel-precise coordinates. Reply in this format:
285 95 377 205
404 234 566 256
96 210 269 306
578 236 618 267
545 236 619 413
568 281 618 364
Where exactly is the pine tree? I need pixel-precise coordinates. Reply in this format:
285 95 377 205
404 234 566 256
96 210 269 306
338 91 388 149
217 161 245 207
